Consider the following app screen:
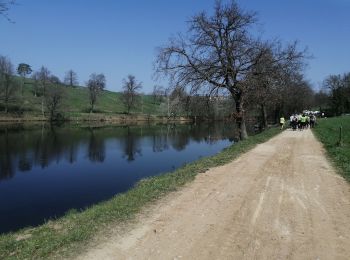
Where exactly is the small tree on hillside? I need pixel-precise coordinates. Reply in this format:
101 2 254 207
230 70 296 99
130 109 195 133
36 66 51 117
64 69 78 87
17 63 32 96
87 73 105 113
45 86 65 121
152 85 165 103
121 75 142 114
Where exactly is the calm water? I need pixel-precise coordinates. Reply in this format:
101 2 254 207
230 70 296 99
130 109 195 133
0 122 237 233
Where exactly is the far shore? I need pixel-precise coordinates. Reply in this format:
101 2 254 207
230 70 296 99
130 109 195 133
0 113 195 124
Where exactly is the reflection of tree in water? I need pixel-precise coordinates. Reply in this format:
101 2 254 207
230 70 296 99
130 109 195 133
0 124 82 180
0 128 15 180
0 153 14 180
152 125 170 152
122 127 142 161
88 128 106 163
168 124 190 151
18 155 32 172
0 122 237 180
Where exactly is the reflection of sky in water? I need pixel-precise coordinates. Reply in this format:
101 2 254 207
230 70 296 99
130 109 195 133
0 124 234 233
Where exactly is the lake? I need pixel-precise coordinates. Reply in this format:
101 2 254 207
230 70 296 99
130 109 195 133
0 122 237 233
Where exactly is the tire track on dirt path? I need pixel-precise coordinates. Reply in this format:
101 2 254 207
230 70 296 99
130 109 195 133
76 129 350 260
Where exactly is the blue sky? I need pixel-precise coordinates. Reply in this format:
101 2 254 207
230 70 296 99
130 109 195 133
1 0 349 93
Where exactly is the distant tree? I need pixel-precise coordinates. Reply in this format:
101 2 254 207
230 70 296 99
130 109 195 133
121 75 142 114
87 73 105 113
0 55 17 113
152 85 165 103
36 66 51 117
17 63 32 96
0 0 15 22
45 86 65 121
49 75 61 84
313 90 329 111
64 69 78 87
323 73 350 115
168 86 188 116
31 72 40 97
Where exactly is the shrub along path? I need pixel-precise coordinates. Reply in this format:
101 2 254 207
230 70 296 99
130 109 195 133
76 129 350 259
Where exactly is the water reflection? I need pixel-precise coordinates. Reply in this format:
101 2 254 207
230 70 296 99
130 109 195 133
122 126 142 162
0 123 236 180
0 122 237 233
88 128 106 163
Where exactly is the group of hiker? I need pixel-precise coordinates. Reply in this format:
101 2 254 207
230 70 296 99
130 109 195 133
279 113 317 130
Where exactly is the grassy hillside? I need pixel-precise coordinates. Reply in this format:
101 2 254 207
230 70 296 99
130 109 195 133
1 78 164 117
312 116 350 181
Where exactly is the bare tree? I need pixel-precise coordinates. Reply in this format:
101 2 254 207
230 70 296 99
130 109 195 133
156 0 305 139
121 75 142 114
323 73 350 115
87 73 105 113
36 66 51 117
31 72 40 97
0 55 17 113
45 86 65 121
152 85 165 103
64 69 78 87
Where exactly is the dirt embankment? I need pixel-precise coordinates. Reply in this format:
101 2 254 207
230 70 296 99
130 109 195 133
77 129 350 260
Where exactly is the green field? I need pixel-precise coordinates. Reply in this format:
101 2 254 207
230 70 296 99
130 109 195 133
1 78 164 117
312 116 350 181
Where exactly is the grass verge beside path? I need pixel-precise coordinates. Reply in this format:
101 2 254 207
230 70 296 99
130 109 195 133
312 116 350 181
0 127 281 259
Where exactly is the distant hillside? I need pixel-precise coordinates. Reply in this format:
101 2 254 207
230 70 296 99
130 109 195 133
0 77 164 118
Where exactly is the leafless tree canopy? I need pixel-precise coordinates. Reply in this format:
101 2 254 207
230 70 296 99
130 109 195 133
87 73 105 113
45 86 65 121
122 75 142 114
64 69 78 87
156 0 307 139
323 73 350 115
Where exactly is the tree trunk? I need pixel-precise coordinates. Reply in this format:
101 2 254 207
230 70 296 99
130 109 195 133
233 91 248 140
261 103 268 128
5 99 8 113
41 98 45 119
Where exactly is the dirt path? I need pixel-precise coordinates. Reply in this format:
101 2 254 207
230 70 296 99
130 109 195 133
77 129 350 260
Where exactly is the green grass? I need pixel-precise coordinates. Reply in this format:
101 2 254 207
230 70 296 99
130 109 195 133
1 79 164 117
0 127 281 259
312 116 350 181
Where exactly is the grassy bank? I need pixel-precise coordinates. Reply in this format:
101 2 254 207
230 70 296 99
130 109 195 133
312 116 350 181
0 80 164 119
0 127 281 259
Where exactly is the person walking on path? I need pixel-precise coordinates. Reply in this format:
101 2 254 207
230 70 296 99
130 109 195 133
280 116 285 130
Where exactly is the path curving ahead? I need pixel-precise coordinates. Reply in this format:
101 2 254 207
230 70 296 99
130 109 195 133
77 129 350 260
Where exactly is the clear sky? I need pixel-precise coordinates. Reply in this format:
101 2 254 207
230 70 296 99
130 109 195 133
1 0 349 93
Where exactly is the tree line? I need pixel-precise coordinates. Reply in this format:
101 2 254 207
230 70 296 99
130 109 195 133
320 73 350 116
0 55 145 119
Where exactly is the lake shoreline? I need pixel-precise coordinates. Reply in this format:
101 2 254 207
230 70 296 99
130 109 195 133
0 113 194 124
